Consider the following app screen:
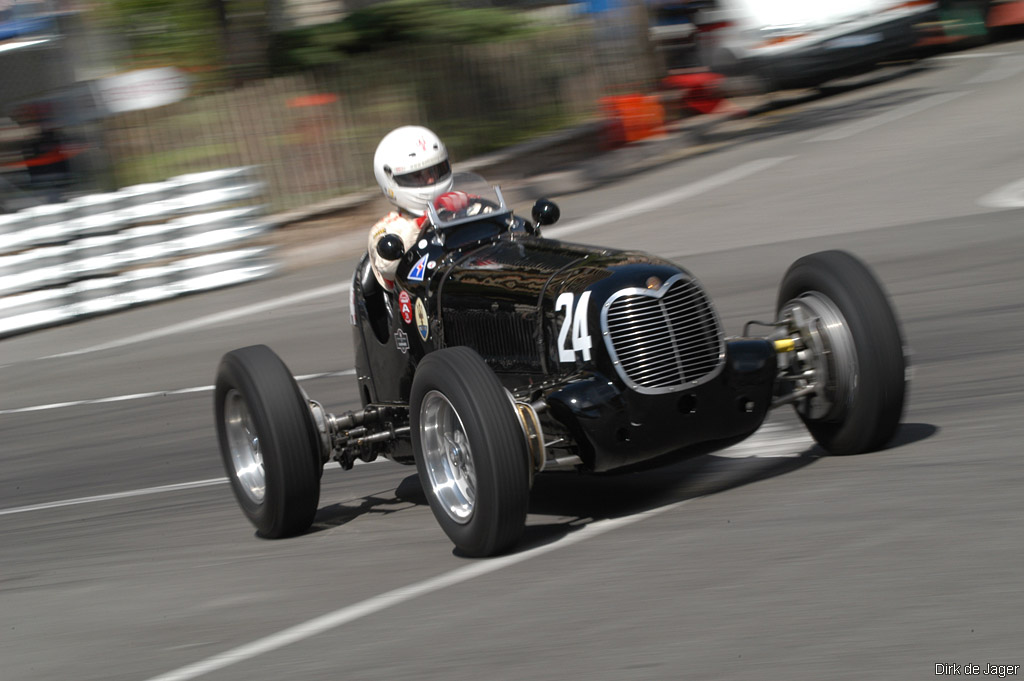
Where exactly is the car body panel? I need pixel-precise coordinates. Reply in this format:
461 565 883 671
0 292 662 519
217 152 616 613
350 182 779 472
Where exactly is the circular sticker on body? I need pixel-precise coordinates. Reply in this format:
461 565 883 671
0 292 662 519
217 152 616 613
415 298 429 341
399 291 413 324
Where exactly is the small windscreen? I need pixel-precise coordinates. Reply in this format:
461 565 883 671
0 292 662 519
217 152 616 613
425 173 513 249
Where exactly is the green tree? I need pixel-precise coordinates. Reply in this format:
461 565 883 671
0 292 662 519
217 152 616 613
269 0 533 71
97 0 228 87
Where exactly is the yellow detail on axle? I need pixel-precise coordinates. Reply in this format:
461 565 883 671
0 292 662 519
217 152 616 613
774 338 796 353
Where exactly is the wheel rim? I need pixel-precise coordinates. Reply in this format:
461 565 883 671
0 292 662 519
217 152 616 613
224 389 265 505
781 292 858 422
419 390 476 524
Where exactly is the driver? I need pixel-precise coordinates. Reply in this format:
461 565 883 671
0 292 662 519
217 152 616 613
368 125 471 289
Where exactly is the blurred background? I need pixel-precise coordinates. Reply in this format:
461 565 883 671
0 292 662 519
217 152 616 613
4 4 1024 679
2 0 1023 337
7 0 1019 214
1 0 660 213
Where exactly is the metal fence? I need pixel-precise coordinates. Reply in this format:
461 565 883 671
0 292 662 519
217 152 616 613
0 17 659 337
98 21 654 212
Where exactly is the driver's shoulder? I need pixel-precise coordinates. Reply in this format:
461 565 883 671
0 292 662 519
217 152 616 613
373 211 405 228
371 211 418 237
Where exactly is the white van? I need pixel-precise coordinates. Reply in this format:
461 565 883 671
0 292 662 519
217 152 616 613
693 0 938 91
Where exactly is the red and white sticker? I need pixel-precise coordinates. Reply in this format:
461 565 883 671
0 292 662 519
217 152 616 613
399 291 413 324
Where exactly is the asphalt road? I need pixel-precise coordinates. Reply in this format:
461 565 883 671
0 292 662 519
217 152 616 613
2 41 1023 681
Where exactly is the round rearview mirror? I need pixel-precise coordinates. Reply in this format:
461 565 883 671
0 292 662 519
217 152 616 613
531 199 560 227
376 233 405 261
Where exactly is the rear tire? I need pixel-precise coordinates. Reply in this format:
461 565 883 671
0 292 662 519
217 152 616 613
777 251 907 455
215 345 322 537
411 347 530 557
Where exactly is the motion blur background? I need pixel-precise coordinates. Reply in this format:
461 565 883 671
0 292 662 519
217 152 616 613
1 0 663 214
4 3 1024 679
1 0 1021 338
6 0 1019 214
2 0 667 335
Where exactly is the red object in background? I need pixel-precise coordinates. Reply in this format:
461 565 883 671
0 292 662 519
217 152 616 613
2 101 88 173
14 101 54 123
661 72 726 116
287 93 339 108
1 144 87 170
601 94 666 149
988 0 1024 28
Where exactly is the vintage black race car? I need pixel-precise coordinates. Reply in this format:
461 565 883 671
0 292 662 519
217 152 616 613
214 173 907 557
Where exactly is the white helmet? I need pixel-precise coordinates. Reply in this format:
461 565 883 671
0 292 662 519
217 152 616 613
373 125 453 215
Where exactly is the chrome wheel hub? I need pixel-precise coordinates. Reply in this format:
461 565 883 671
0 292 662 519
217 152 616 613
420 391 476 524
224 389 265 504
781 292 858 422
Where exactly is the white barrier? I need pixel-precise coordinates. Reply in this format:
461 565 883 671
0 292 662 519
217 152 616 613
0 167 276 338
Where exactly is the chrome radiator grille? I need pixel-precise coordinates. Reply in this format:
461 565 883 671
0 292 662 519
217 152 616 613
601 274 724 393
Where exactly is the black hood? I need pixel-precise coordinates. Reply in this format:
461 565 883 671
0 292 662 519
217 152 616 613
437 237 685 376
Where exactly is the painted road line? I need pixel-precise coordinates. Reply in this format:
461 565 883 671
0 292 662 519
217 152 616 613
709 422 814 459
0 478 228 517
143 418 814 681
546 157 792 240
966 55 1024 84
0 423 810 517
932 52 1010 60
806 91 967 143
142 500 696 681
42 281 352 360
978 176 1024 209
0 370 355 416
0 458 370 517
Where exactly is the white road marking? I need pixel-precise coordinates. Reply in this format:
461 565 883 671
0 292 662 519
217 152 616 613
966 55 1024 84
142 418 813 680
932 51 1010 60
0 456 384 517
41 281 351 360
0 370 355 415
0 421 808 516
978 176 1024 209
143 499 694 681
0 478 227 516
708 421 813 458
806 91 967 143
0 386 214 415
545 157 792 239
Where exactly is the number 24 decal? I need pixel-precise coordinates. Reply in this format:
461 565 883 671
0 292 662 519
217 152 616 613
556 291 592 363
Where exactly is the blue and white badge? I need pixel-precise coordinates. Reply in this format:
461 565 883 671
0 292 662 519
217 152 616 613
408 254 429 282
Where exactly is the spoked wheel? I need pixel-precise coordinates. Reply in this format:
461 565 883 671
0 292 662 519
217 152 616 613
214 345 322 537
776 250 908 455
411 347 530 557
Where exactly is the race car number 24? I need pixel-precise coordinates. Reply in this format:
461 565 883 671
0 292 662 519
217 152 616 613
556 291 592 363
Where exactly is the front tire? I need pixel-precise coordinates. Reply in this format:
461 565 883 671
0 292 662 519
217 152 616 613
777 251 907 455
411 347 530 557
215 345 322 537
